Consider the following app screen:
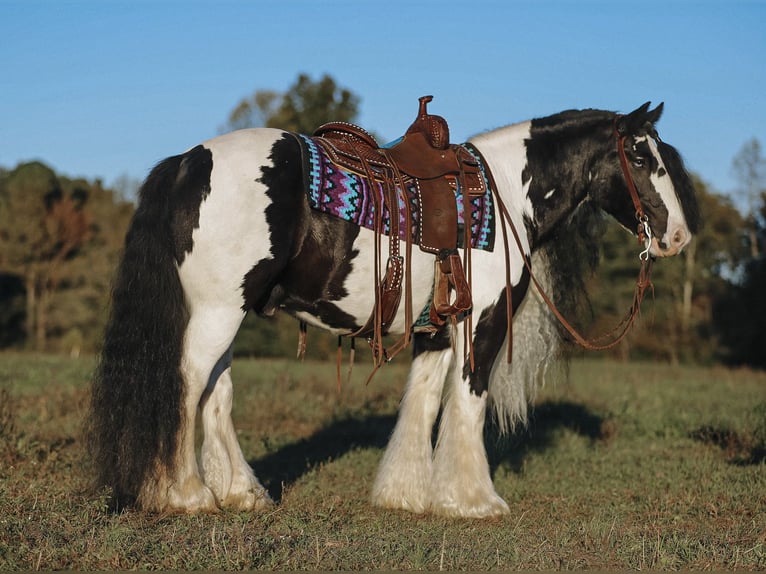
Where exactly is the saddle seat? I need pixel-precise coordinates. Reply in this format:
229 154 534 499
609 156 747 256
313 106 485 190
311 96 487 361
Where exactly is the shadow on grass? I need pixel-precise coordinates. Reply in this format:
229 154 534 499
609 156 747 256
250 414 396 501
689 425 766 466
487 400 614 475
250 399 611 501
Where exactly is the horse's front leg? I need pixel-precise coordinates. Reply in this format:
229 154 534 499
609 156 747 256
371 341 453 513
429 325 510 518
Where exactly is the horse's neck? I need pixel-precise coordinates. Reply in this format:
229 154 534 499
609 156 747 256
469 122 536 234
470 117 610 246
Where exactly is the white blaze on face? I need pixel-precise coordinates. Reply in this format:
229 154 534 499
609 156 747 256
644 136 691 256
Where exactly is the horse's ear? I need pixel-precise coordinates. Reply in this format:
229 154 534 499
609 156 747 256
636 101 652 114
645 102 664 126
617 102 652 135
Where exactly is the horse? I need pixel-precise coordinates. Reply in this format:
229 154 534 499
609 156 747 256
87 101 700 518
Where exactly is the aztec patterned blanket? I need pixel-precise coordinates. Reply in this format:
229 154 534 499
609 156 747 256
297 135 495 252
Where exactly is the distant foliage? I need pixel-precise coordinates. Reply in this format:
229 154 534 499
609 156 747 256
711 138 766 367
222 73 360 134
577 177 750 365
0 162 133 353
714 190 766 367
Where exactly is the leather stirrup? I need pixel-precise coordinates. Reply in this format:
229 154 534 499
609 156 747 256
429 252 472 325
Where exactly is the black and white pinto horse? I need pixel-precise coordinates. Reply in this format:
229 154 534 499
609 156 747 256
88 102 699 518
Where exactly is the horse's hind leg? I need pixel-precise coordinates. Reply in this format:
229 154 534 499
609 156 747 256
199 344 271 510
159 306 245 512
371 345 453 513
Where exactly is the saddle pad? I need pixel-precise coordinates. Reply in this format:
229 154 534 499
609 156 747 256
297 134 495 252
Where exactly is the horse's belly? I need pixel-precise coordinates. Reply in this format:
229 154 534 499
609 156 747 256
277 227 437 336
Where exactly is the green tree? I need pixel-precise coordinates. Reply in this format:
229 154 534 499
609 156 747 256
659 179 747 364
0 163 133 352
714 192 766 368
581 177 746 364
732 138 766 258
48 177 133 354
715 139 766 367
222 73 360 134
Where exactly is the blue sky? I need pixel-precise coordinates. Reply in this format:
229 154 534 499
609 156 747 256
2 1 764 203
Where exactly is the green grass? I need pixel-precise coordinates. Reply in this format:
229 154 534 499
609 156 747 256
1 353 764 570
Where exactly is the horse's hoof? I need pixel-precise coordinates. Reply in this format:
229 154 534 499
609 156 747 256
429 491 510 518
222 487 274 511
371 446 434 515
160 477 219 513
370 490 429 514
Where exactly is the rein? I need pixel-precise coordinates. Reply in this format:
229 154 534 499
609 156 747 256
474 117 655 361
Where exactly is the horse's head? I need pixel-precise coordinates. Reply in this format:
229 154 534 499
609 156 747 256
598 102 700 258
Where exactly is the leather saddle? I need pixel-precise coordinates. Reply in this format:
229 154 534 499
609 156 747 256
312 96 486 357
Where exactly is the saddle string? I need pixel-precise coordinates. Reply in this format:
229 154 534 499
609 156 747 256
327 139 385 388
360 144 385 364
459 160 476 372
494 174 515 364
377 151 415 360
336 138 415 387
297 320 307 360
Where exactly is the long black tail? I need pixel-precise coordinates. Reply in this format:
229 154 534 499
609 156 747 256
87 154 191 508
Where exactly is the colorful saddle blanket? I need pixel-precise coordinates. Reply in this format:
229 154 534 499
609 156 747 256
297 134 495 252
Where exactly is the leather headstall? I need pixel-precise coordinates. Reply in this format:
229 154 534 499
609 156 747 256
614 116 652 251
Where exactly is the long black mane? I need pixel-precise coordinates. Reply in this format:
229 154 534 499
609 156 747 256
542 201 605 337
524 110 615 334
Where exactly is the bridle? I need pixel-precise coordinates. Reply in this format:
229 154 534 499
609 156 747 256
483 116 656 362
614 117 654 261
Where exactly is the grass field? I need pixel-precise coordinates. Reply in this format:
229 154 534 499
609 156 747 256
1 352 765 570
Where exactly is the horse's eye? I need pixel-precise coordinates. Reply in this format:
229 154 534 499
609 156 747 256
633 157 646 169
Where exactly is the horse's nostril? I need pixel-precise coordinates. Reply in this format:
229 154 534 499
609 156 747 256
672 228 688 246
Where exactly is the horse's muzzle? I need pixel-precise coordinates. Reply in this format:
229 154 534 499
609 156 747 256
650 225 691 257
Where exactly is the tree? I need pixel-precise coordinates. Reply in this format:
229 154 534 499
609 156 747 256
48 176 133 354
0 162 83 350
580 177 747 364
667 179 747 363
222 73 360 134
710 139 766 368
732 138 766 258
0 163 133 352
714 193 766 368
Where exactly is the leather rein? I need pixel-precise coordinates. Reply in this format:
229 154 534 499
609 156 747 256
484 117 656 362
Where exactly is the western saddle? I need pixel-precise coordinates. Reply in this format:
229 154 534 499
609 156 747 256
311 96 487 365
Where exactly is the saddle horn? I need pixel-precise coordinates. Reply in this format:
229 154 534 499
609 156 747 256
406 95 450 150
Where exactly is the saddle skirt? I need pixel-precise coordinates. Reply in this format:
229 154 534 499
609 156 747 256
296 133 496 252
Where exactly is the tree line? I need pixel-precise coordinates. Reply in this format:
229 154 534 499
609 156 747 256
1 74 764 367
